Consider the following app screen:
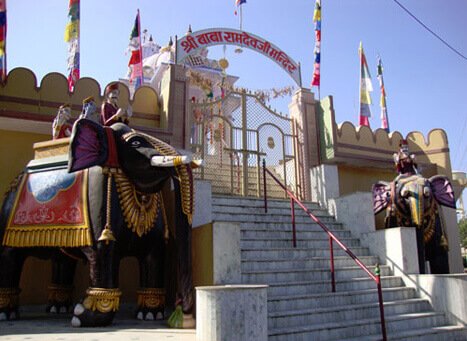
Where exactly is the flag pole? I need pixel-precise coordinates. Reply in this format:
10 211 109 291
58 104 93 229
240 4 243 31
358 42 362 125
318 0 321 101
1 1 6 83
137 9 144 86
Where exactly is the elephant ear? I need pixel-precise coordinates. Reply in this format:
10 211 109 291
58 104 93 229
429 175 456 209
372 181 391 214
68 119 108 172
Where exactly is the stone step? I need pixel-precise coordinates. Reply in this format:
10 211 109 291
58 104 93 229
267 287 415 313
213 212 335 224
242 264 390 283
241 246 371 259
267 275 404 297
269 298 432 330
241 255 378 272
212 195 321 210
345 325 467 341
240 229 352 240
241 236 361 249
239 221 345 232
268 311 448 341
212 204 328 217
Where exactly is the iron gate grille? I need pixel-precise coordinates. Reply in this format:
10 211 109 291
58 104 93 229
190 91 303 199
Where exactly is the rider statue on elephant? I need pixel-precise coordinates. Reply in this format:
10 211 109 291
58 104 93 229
373 139 456 274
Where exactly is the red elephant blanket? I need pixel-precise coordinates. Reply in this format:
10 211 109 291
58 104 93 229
2 168 92 247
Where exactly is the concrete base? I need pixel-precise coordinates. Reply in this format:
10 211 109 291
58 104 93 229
213 221 241 284
328 191 375 237
361 226 420 276
310 164 339 208
196 285 268 341
193 180 212 228
404 274 467 326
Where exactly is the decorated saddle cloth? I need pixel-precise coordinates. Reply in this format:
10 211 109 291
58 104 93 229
3 168 91 247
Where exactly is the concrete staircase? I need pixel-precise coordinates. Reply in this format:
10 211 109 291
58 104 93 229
193 158 290 198
212 195 467 341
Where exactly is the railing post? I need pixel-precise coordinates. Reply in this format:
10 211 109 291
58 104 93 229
263 159 268 213
290 198 296 248
375 264 387 341
329 236 336 292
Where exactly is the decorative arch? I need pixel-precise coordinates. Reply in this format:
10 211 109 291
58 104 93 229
176 28 302 87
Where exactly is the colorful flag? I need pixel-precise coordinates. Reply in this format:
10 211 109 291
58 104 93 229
359 42 373 127
128 10 143 90
64 0 80 91
0 0 7 83
377 56 390 132
235 0 247 14
311 0 321 87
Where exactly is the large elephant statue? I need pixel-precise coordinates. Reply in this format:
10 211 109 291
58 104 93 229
372 173 456 274
0 119 199 327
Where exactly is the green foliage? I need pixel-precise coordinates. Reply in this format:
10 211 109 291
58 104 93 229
168 305 183 328
459 218 467 249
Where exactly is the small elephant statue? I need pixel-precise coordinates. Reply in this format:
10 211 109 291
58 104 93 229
0 119 200 327
372 174 456 274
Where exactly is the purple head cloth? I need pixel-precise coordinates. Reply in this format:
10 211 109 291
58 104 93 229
429 175 456 209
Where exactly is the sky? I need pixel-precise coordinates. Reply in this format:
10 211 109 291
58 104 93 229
5 0 467 214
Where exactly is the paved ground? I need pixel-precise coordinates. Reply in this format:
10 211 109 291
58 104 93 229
0 306 196 341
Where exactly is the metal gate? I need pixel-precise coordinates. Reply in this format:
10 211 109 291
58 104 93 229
190 91 304 199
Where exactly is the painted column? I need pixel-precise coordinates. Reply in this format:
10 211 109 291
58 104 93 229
166 63 190 149
289 88 319 201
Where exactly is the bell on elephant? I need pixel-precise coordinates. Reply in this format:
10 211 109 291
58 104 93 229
0 118 200 328
373 173 456 274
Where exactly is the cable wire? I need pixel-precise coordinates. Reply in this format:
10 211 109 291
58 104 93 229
391 0 467 61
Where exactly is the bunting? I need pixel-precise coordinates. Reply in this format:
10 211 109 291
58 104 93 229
377 56 390 132
128 10 143 90
0 0 7 83
64 0 80 92
359 42 373 127
311 0 321 88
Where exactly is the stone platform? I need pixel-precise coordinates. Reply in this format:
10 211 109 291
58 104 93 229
0 305 195 341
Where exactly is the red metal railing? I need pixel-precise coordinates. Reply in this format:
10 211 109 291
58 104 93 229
262 160 387 341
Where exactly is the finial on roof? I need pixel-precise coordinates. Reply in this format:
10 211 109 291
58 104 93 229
149 34 153 42
187 24 192 34
168 36 173 46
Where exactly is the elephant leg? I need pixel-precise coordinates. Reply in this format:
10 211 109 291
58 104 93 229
171 184 195 329
426 217 450 274
136 232 166 321
46 252 77 314
0 247 26 321
415 228 427 274
71 244 121 327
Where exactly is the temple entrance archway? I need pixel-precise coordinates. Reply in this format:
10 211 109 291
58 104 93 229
176 28 302 87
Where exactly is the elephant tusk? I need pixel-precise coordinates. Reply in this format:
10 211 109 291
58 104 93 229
151 155 191 167
190 159 203 169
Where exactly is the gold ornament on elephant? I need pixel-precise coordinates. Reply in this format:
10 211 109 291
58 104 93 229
0 288 20 309
113 172 165 237
83 287 122 313
136 288 165 309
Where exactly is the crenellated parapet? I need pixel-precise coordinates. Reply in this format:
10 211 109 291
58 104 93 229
318 96 452 178
0 67 161 134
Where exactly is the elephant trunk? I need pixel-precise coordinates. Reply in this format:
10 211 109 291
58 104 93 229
408 187 424 228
